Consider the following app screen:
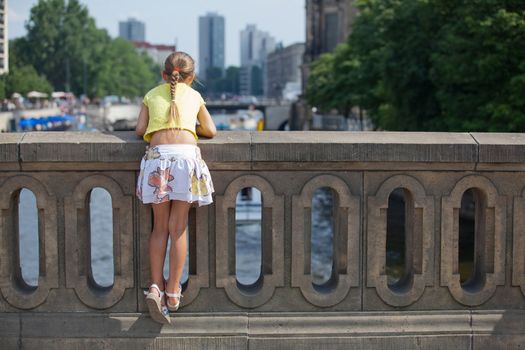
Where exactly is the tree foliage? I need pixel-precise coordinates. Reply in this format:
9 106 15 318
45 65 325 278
11 0 158 98
306 0 525 132
0 40 53 99
198 66 241 97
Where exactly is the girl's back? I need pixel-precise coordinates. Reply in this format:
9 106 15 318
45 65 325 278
135 52 216 146
145 83 205 146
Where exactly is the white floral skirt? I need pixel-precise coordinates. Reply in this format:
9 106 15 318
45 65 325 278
136 144 214 206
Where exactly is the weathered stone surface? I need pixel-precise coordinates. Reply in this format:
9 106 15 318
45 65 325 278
0 313 20 336
2 131 525 348
20 337 247 350
19 313 248 338
247 311 472 336
2 307 525 348
199 131 251 163
19 131 145 163
471 310 525 335
252 131 477 163
472 132 525 163
473 336 525 350
366 174 434 307
0 311 498 350
472 311 525 350
0 133 23 156
215 174 284 308
248 336 471 350
291 174 360 307
0 133 23 167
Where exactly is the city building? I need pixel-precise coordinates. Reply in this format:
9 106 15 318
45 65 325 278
198 12 225 80
240 25 276 67
0 0 7 74
133 41 176 67
239 24 276 97
266 43 305 100
302 0 358 88
119 18 146 42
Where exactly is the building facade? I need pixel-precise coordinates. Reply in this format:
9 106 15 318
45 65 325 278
239 25 276 97
198 12 225 80
118 18 146 42
266 43 305 100
302 0 358 89
0 0 7 74
240 25 276 68
133 42 176 67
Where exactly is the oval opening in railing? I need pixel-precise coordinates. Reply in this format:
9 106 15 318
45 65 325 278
386 188 407 289
89 187 114 289
163 224 190 286
311 187 334 287
17 188 39 290
459 188 480 290
235 187 262 288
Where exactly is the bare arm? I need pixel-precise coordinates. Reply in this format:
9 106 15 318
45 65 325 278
135 103 149 138
196 105 217 138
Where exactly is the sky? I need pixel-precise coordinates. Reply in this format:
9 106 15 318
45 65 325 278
8 0 306 67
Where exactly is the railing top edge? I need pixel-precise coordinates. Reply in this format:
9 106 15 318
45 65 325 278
1 131 525 165
4 130 525 145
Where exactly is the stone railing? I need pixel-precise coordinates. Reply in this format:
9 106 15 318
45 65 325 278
1 131 525 349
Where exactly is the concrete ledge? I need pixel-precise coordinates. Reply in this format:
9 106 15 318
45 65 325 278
2 131 525 170
1 310 524 349
0 133 23 169
471 133 525 163
19 131 145 163
251 131 477 163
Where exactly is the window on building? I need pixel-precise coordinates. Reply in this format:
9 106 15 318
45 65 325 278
324 13 339 53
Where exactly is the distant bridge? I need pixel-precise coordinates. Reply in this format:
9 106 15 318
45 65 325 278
205 99 288 113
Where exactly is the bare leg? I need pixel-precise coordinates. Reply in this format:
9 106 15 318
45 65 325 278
166 200 191 305
149 201 171 301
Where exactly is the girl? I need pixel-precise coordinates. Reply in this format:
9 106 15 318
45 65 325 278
135 51 217 325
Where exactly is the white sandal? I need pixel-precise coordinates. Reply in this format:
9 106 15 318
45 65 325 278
144 284 171 324
165 283 183 312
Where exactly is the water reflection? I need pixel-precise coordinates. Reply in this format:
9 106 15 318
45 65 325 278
236 188 262 285
17 185 475 286
311 187 334 285
90 188 114 288
18 189 39 287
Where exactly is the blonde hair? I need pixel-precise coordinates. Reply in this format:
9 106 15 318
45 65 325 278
163 52 195 126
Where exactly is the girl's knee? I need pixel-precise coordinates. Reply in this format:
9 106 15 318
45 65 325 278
151 225 169 238
168 221 187 238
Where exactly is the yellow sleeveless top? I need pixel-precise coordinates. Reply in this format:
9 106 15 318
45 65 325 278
142 83 205 142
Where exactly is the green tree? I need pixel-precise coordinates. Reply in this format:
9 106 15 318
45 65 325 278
250 65 263 96
4 65 53 98
431 1 525 131
199 67 225 97
198 66 241 97
306 44 357 118
0 40 53 99
305 52 337 110
306 0 525 132
89 38 158 98
17 0 157 98
224 66 240 94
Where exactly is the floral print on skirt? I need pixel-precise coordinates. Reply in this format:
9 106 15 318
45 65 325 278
136 144 214 206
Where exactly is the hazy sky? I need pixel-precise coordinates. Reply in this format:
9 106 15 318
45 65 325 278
9 0 306 67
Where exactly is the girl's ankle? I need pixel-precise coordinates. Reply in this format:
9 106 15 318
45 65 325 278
166 281 181 292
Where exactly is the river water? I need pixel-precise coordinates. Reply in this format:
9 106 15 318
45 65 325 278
17 187 476 289
18 187 336 288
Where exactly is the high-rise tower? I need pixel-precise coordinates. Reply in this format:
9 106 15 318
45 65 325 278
119 18 146 42
198 12 225 80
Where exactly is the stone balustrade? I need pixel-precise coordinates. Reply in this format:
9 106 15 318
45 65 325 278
1 131 525 349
